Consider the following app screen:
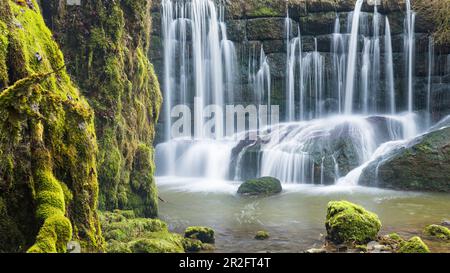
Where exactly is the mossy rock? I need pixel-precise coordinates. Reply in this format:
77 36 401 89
398 236 430 253
255 231 270 240
184 226 215 244
100 210 185 253
129 237 184 253
423 225 450 241
183 238 203 252
237 177 282 196
387 233 404 242
325 201 381 244
0 0 103 252
40 0 162 218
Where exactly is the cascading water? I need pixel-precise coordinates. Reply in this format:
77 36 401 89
385 17 396 114
404 0 416 112
344 0 363 114
157 0 434 187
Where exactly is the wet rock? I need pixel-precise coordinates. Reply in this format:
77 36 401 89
305 248 327 253
237 177 282 196
397 236 430 253
423 225 450 241
184 226 215 244
359 125 450 192
255 231 270 240
325 201 381 244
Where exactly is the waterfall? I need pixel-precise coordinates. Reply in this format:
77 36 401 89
385 17 396 114
426 37 434 128
371 5 381 113
404 0 416 112
161 0 237 140
157 0 427 187
361 37 371 114
285 15 297 121
344 0 363 114
252 47 271 107
331 15 346 114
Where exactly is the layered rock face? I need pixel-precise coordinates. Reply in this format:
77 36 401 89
150 0 450 125
40 0 162 218
0 0 102 252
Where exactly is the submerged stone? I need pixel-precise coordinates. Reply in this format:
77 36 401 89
237 177 282 196
325 201 381 244
255 231 270 240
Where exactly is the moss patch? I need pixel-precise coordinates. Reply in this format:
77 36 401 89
185 226 215 244
398 236 430 253
325 201 381 244
40 0 162 218
423 225 450 241
237 177 282 196
100 210 184 253
0 0 103 252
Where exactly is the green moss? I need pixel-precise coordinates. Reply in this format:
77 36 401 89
100 210 185 253
387 233 404 242
106 240 131 253
398 236 430 253
249 6 280 17
255 231 270 240
0 20 8 88
0 0 103 252
423 225 450 241
41 0 162 218
128 143 158 217
325 201 381 244
129 237 184 253
237 177 282 196
185 226 215 244
183 238 203 252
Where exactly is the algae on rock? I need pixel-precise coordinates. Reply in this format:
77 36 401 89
41 0 162 219
0 0 102 252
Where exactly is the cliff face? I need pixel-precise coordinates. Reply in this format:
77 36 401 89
41 0 162 218
0 0 102 252
150 0 450 128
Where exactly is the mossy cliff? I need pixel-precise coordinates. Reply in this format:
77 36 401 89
0 0 102 252
40 0 162 218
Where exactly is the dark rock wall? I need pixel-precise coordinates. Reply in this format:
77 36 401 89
150 0 450 128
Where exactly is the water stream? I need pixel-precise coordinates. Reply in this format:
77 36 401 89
155 0 449 251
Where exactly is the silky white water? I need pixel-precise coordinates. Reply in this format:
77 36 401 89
157 0 436 188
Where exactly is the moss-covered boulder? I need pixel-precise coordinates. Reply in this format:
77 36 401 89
0 0 102 252
255 231 270 240
182 238 203 252
325 201 381 244
397 236 430 253
184 226 215 244
423 225 450 241
41 0 162 218
359 126 450 192
100 210 184 253
237 177 282 196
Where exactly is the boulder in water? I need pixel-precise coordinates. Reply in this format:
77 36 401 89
237 177 282 196
184 226 215 244
359 126 450 192
397 236 430 253
423 225 450 241
255 231 270 240
325 201 381 244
